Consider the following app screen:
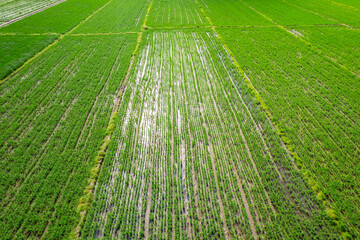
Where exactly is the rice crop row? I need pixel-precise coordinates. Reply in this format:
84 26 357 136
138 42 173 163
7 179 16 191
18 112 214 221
80 30 339 239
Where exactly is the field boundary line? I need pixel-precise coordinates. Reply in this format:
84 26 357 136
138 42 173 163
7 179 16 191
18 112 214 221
214 23 344 28
67 32 139 36
66 0 114 35
212 39 303 216
201 35 281 216
197 35 266 237
148 25 213 30
0 0 67 28
330 0 360 12
69 0 154 238
0 23 345 36
39 44 123 239
0 35 62 85
281 0 360 71
281 0 360 32
0 32 60 35
194 0 352 239
0 0 114 85
243 0 360 78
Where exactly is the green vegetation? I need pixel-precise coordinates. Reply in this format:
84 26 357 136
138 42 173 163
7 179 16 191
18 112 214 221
288 0 360 27
1 0 359 239
292 26 360 75
81 30 339 239
0 34 137 238
197 0 271 26
147 0 206 27
0 0 109 33
240 0 335 25
0 34 58 79
73 0 150 33
0 0 61 22
334 0 360 10
218 27 359 236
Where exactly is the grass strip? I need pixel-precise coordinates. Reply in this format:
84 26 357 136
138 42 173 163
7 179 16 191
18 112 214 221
0 0 114 85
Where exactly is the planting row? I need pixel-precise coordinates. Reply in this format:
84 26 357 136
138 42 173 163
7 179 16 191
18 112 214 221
197 0 333 27
196 0 270 27
0 0 109 33
0 0 112 82
72 0 150 33
239 0 335 25
81 30 339 239
286 0 360 28
0 0 61 22
218 27 360 237
147 0 207 27
0 34 137 239
0 0 150 83
291 25 360 75
0 34 58 80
